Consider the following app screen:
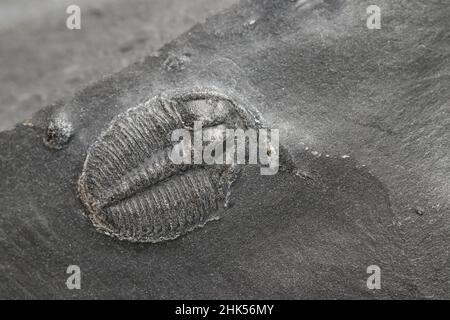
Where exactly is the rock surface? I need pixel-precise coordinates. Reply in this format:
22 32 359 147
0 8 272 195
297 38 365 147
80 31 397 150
0 0 449 299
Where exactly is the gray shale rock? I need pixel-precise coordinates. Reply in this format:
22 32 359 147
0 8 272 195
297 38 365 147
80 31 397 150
0 0 449 299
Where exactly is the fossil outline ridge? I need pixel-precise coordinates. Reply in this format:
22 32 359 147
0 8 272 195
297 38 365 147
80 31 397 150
78 90 261 243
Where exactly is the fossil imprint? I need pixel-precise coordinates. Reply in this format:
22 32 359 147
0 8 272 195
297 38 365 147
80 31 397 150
78 92 262 242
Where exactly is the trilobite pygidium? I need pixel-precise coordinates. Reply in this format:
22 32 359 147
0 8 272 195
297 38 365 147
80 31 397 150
78 92 261 242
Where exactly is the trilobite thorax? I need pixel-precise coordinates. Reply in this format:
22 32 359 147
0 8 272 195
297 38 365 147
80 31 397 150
78 92 259 242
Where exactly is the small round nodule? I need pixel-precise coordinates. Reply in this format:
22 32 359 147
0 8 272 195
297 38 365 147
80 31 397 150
44 117 74 150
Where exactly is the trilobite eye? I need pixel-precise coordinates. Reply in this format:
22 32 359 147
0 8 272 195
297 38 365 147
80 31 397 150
78 93 256 243
182 98 234 125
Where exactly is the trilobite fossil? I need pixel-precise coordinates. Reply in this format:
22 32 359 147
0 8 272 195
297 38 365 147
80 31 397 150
78 91 261 242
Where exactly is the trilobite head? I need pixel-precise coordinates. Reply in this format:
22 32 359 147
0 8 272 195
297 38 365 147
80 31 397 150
78 91 260 242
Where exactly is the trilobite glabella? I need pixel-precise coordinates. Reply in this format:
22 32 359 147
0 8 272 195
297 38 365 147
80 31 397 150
78 91 259 242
